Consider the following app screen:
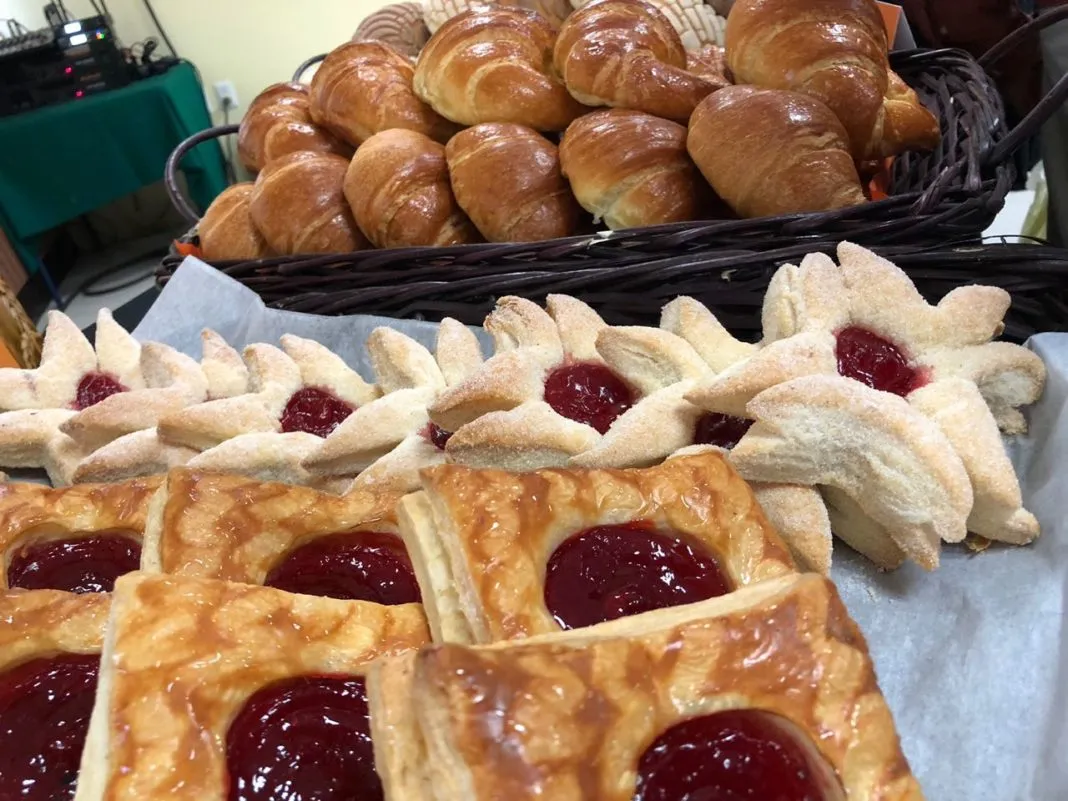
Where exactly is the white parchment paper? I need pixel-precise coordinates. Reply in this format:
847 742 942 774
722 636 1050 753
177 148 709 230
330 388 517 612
141 258 1067 800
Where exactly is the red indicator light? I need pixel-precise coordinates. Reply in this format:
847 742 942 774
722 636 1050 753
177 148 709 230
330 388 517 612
75 90 84 98
65 66 73 74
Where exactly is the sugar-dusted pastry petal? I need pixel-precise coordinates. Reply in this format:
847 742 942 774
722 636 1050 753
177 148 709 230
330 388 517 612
821 486 906 571
595 326 708 394
76 572 429 801
446 401 601 471
200 329 248 399
369 574 923 801
245 343 303 398
94 309 144 390
545 294 607 362
281 333 379 406
685 332 837 417
921 342 1046 434
44 434 86 487
139 343 209 400
348 433 447 495
304 387 436 476
186 431 327 487
661 296 758 372
837 242 1011 350
484 296 564 368
0 409 77 468
368 327 447 393
910 379 1039 544
0 311 95 410
428 349 546 432
761 253 847 342
730 375 972 570
750 482 833 576
157 395 280 451
72 430 196 485
435 317 484 386
570 381 702 468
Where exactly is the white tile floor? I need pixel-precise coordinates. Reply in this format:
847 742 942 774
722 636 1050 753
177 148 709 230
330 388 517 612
43 190 1043 329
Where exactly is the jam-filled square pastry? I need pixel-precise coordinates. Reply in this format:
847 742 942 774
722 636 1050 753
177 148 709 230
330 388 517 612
74 572 430 801
397 450 796 644
0 477 160 594
142 469 421 605
367 573 924 800
0 590 110 801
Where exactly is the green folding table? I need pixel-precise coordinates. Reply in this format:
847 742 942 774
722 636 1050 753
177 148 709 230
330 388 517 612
0 61 227 305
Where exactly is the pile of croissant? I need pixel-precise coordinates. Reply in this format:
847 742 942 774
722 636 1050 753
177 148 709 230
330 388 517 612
198 0 941 262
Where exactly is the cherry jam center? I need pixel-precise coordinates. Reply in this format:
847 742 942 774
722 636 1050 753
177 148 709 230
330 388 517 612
693 413 754 450
6 532 141 594
835 326 927 397
73 372 127 410
425 422 452 451
543 362 634 434
544 523 731 630
226 675 381 801
264 531 421 605
0 654 99 801
279 387 355 438
636 710 843 801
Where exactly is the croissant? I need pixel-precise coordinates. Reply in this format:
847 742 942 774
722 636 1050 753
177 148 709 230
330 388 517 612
344 128 481 248
560 108 715 229
237 83 311 172
553 0 717 123
261 120 354 166
198 184 273 262
687 85 866 218
686 43 731 89
725 0 940 159
250 151 369 255
310 41 458 147
414 7 590 131
352 1 430 57
446 123 584 242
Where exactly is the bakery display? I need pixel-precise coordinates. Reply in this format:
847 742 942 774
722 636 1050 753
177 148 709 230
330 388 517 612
0 590 111 801
73 572 429 801
368 572 924 799
0 478 158 593
397 451 796 642
200 0 944 253
413 7 590 131
310 41 459 146
143 469 419 604
346 128 482 247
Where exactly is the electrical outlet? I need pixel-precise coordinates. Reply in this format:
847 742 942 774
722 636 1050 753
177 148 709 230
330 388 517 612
213 80 239 111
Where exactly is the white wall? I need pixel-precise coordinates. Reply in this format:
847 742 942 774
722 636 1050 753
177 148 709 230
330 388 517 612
0 0 50 27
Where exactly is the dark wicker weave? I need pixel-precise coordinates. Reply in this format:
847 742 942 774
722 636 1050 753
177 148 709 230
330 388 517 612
159 9 1068 339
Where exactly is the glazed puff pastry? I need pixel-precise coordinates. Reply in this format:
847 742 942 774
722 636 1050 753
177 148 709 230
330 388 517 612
74 572 429 801
398 450 796 643
368 573 924 800
0 477 160 593
142 469 418 605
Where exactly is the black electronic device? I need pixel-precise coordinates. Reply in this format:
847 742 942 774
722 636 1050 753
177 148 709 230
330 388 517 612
0 15 131 117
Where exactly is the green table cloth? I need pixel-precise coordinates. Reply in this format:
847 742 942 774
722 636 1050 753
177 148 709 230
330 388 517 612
0 61 227 279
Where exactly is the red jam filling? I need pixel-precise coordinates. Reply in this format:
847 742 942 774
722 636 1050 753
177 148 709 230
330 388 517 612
0 654 99 801
543 362 634 434
6 532 141 594
635 710 842 801
279 387 355 438
544 522 731 630
72 372 127 410
226 675 381 801
425 422 452 451
693 412 754 450
264 531 420 605
835 326 927 397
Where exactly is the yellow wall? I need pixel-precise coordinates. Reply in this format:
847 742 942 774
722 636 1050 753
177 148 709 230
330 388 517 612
79 0 385 120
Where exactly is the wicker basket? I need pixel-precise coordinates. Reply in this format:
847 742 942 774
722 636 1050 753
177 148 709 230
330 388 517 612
159 9 1068 340
0 275 42 368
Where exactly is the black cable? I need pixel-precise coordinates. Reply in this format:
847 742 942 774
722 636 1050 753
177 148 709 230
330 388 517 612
88 0 103 17
55 1 73 21
98 0 112 22
66 248 166 301
220 103 237 184
141 0 178 57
